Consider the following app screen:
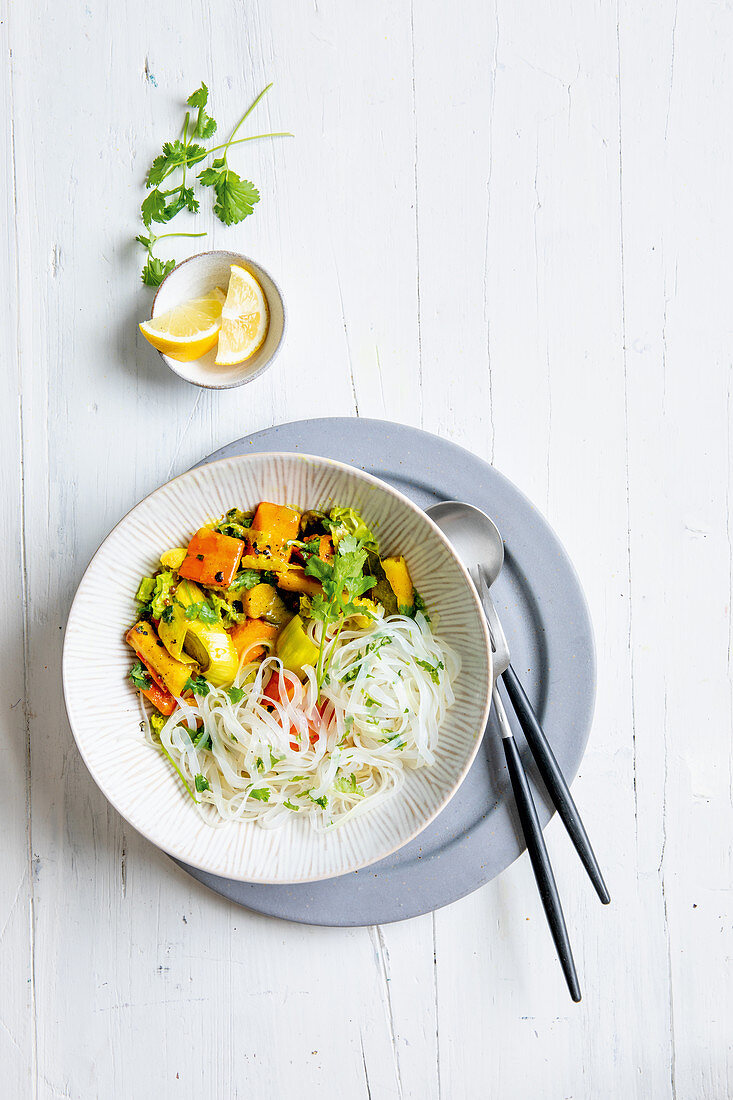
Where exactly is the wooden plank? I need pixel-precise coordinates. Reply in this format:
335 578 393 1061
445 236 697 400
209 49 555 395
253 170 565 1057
0 8 34 1092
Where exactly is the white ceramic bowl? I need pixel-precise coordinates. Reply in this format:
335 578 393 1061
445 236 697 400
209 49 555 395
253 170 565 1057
63 453 492 883
150 251 285 389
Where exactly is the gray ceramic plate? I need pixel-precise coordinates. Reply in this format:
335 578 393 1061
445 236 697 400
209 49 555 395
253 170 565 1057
176 418 596 925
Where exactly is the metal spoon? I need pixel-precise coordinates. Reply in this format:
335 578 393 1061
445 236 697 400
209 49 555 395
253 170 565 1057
427 500 609 904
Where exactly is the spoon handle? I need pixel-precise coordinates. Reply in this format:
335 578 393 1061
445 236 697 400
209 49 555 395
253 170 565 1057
502 664 610 905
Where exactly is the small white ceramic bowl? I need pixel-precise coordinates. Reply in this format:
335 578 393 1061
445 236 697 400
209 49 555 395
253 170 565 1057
63 453 492 883
150 250 286 389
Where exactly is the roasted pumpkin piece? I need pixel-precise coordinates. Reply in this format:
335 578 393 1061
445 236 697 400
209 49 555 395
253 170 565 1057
381 556 415 614
229 619 280 663
238 553 292 573
275 567 323 597
246 502 301 564
242 583 292 625
178 527 244 588
126 621 192 697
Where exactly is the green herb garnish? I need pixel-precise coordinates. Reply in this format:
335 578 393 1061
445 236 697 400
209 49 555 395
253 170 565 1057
129 660 152 691
183 599 218 623
138 82 291 284
228 567 268 594
301 534 376 694
194 774 211 793
415 659 444 685
184 674 211 697
249 787 270 802
227 686 245 704
333 773 364 797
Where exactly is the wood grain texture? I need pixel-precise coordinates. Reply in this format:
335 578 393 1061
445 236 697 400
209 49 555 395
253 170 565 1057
1 0 731 1095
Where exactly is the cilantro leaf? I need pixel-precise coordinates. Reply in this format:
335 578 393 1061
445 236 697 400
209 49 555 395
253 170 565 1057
229 569 267 592
147 141 189 187
129 660 152 691
187 83 209 109
184 599 218 623
299 533 377 694
284 799 299 811
198 164 260 225
194 774 211 793
309 792 328 810
415 658 444 685
249 787 270 802
227 686 245 704
184 674 211 697
141 256 176 287
333 773 364 797
141 189 168 226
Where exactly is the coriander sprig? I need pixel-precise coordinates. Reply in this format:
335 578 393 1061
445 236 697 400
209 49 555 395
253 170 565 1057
138 82 292 285
300 535 377 694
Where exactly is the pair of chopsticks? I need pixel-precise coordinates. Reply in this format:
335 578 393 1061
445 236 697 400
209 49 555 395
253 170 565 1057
479 571 609 1002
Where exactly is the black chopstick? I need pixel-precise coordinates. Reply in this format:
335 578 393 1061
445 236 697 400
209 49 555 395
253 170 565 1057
502 734 581 1002
502 664 610 905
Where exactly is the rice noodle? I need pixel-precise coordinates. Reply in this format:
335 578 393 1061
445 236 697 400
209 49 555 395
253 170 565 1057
143 611 460 830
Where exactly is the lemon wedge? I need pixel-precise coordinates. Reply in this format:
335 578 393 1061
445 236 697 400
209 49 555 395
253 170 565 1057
215 265 269 366
139 288 226 361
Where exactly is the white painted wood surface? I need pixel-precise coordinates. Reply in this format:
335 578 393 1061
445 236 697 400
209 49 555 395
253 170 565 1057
2 0 731 1095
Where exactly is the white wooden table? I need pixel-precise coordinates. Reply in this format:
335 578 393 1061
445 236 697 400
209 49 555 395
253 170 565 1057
2 1 731 1096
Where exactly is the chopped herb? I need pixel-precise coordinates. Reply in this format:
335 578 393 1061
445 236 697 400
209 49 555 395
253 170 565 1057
333 773 364 797
229 568 267 592
301 533 377 694
256 757 265 773
194 774 211 793
129 660 152 691
284 799 299 811
227 686 245 704
413 589 430 621
161 605 175 625
308 792 328 809
364 694 379 708
184 599 218 623
184 674 211 697
249 787 271 802
193 726 212 750
416 659 444 685
269 748 284 769
216 508 253 540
